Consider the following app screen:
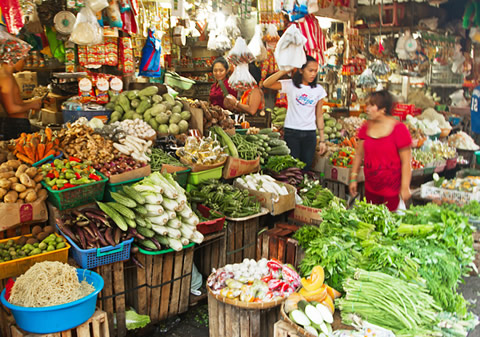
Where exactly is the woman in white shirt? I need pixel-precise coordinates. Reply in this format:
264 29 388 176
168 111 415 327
263 56 327 170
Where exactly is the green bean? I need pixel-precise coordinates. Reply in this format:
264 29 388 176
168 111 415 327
148 148 184 171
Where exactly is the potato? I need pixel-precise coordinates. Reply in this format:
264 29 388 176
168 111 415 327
37 189 47 200
8 177 18 184
34 183 42 192
0 166 11 173
33 173 44 183
0 188 7 199
25 190 37 203
19 188 34 199
12 183 27 193
0 179 11 190
16 199 23 204
4 190 18 203
6 160 21 169
15 164 28 178
19 173 35 188
25 167 37 178
0 172 15 179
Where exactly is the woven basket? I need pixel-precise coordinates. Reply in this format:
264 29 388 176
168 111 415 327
207 284 285 310
280 303 317 337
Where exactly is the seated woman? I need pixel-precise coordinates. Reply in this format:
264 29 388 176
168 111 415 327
209 57 237 109
224 63 264 116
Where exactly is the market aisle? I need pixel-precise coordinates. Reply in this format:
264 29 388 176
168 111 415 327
460 274 480 337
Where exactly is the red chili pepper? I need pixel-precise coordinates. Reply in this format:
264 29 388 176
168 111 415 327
89 173 101 181
281 264 300 284
46 172 55 179
279 282 291 293
267 259 283 271
261 273 273 283
75 172 81 179
69 157 81 162
267 279 283 291
62 183 76 189
51 162 55 167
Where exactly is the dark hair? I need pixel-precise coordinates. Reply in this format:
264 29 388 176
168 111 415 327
212 57 229 71
248 62 262 84
292 55 318 88
367 90 394 115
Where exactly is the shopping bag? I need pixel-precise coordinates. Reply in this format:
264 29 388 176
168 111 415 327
139 29 162 77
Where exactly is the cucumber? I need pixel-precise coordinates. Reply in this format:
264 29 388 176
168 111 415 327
289 310 311 326
137 226 155 238
303 303 324 325
125 217 137 228
259 128 273 134
257 134 269 140
138 238 157 250
311 322 329 335
315 304 333 324
96 202 128 231
268 139 287 147
304 326 319 337
268 145 290 156
269 132 281 139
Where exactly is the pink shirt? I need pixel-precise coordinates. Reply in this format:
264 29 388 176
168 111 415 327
209 79 237 109
358 122 412 197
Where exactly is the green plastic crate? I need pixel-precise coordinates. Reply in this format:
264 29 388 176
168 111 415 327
135 242 195 255
171 168 191 188
187 166 223 185
104 177 145 201
41 171 108 210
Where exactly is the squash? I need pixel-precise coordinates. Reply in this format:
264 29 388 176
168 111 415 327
326 285 341 299
321 294 335 315
284 292 306 314
301 266 325 292
299 284 327 302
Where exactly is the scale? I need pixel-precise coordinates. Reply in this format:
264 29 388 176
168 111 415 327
53 11 76 35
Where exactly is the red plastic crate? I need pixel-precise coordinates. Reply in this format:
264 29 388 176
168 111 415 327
196 204 225 235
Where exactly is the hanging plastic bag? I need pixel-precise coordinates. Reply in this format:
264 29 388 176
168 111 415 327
87 0 109 13
70 6 103 45
274 25 307 71
228 63 256 91
106 0 123 28
0 30 31 64
228 37 255 65
248 25 267 61
264 23 280 43
0 0 24 34
357 68 378 88
139 29 162 77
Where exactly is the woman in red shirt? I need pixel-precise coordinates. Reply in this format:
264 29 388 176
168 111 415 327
349 90 412 211
209 57 237 109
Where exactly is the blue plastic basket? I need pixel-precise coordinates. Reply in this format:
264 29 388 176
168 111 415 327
58 226 133 269
32 151 63 167
1 269 103 334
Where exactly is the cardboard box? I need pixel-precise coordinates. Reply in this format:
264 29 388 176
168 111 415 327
40 108 63 125
0 196 48 231
312 153 327 173
180 156 226 173
43 93 70 113
324 163 364 185
234 180 296 216
292 204 322 225
14 71 37 98
108 165 151 184
223 156 260 179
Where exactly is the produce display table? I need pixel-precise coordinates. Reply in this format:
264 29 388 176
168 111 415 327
207 287 282 337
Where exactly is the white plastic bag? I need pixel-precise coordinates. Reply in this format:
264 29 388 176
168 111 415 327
248 25 267 61
228 63 257 90
69 7 103 45
274 25 307 71
228 37 255 65
87 0 108 13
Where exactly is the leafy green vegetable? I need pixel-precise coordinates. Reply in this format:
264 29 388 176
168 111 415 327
265 155 306 172
125 309 151 330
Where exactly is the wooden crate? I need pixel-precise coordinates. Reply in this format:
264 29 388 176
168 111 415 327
128 247 194 324
93 262 127 337
208 292 280 337
194 230 226 278
323 180 365 200
10 310 109 337
256 223 304 269
274 320 301 337
226 216 261 264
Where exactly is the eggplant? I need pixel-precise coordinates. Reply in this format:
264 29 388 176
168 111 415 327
76 227 87 249
57 218 76 238
75 220 90 227
90 221 108 247
85 212 111 227
150 237 162 250
131 255 144 269
104 227 116 246
129 228 145 241
114 227 122 245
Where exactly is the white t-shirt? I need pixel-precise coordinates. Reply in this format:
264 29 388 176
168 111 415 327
280 79 327 131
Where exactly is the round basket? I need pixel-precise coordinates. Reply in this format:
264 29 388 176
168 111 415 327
207 285 285 310
280 303 318 337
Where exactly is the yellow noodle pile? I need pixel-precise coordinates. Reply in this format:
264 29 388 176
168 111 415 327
9 261 95 307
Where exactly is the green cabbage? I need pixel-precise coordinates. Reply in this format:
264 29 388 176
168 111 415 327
126 309 150 330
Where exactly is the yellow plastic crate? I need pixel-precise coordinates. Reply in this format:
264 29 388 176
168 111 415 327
0 233 70 279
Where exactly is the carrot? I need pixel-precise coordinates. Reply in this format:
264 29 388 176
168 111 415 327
44 142 53 154
16 153 34 165
37 143 45 160
45 127 53 142
54 170 59 178
23 145 35 161
43 149 56 158
351 137 357 149
344 139 352 147
15 142 26 155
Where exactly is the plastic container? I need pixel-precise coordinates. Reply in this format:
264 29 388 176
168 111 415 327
1 269 103 334
161 164 191 188
41 171 108 210
136 242 195 255
62 109 112 124
0 233 70 279
476 151 480 165
58 226 133 269
104 177 144 201
33 151 63 168
196 204 225 235
235 129 248 135
187 166 223 185
164 72 195 90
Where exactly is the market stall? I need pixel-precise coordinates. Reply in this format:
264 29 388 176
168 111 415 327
2 0 480 336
